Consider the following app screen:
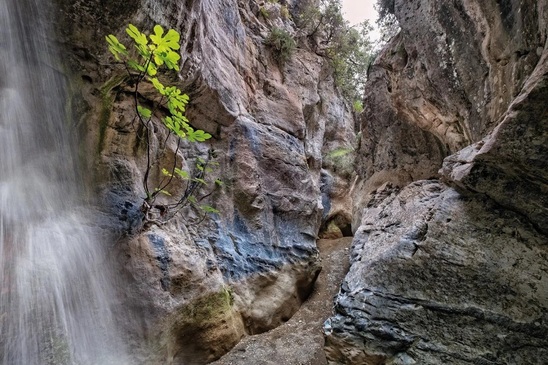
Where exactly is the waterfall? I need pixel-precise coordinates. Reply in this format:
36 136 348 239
0 0 129 363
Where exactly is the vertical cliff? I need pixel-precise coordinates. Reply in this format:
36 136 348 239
326 0 548 364
53 0 355 363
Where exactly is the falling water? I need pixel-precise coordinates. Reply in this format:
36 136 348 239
0 0 129 363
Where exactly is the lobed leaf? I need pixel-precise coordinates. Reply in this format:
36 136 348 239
105 35 128 60
137 105 152 119
126 24 148 47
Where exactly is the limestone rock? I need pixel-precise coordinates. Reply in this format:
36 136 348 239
330 0 548 363
52 0 356 362
326 181 548 364
353 0 548 227
440 45 548 234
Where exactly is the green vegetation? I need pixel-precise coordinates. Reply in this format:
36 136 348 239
171 287 234 330
106 24 219 227
376 0 400 44
324 146 355 177
266 27 296 66
352 100 364 113
280 5 290 20
376 0 395 20
295 0 373 104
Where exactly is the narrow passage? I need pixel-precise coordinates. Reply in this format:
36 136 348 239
211 237 353 365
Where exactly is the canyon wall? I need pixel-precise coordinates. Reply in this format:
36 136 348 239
49 0 548 363
326 0 548 363
53 0 354 363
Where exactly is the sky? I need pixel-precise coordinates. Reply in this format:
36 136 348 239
340 0 377 26
340 0 380 41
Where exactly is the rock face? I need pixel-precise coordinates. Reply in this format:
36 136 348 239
211 237 353 365
52 0 355 363
353 0 547 226
326 181 548 364
326 0 548 364
441 50 548 234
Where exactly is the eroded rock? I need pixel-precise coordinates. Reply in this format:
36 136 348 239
326 181 548 364
331 0 548 363
441 45 548 234
52 0 356 362
353 0 548 227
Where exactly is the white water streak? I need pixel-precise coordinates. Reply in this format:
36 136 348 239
0 0 130 363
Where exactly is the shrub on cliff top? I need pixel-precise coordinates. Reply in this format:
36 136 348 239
295 0 373 103
377 0 396 20
266 27 296 66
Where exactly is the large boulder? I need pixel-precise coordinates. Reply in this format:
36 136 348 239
326 181 548 364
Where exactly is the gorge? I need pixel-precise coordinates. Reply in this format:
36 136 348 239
0 0 546 364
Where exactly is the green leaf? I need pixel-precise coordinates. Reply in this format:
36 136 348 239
163 116 187 139
155 188 172 196
201 205 220 214
193 178 207 184
126 24 148 47
166 87 189 114
127 59 145 72
215 179 224 186
150 25 165 45
137 105 152 119
150 25 181 51
164 29 181 50
187 129 212 142
157 50 181 70
151 78 165 95
161 168 173 177
105 35 128 60
145 62 157 76
174 168 190 180
149 25 181 70
188 195 197 204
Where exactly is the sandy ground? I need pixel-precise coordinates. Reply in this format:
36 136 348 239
211 237 353 365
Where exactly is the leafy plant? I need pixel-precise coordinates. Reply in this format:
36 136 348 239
106 24 219 227
325 146 355 177
266 27 296 66
352 100 364 113
376 0 396 20
377 12 400 44
295 0 374 102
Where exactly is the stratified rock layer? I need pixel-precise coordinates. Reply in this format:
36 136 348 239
326 181 548 364
353 0 547 226
327 0 548 363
